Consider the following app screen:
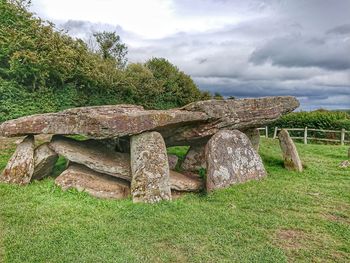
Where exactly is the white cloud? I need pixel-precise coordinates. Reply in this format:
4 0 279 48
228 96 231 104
30 0 261 38
29 0 350 110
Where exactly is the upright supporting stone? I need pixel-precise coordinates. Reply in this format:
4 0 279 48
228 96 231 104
130 131 171 203
206 130 266 192
278 129 303 172
245 128 260 152
181 145 206 172
0 136 35 185
32 143 58 180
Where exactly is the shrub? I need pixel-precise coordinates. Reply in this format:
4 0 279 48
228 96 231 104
0 0 212 122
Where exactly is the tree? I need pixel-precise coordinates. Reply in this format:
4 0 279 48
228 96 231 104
92 31 128 68
145 58 204 108
0 1 210 122
125 63 163 108
8 0 31 8
213 92 224 100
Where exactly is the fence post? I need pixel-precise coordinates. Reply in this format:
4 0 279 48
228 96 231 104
273 127 278 139
265 126 268 138
304 127 308 145
341 128 345 146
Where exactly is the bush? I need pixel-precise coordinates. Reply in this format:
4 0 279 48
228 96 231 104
272 110 350 130
270 110 350 143
0 0 212 122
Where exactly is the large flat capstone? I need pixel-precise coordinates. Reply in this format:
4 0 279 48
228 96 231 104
165 96 299 145
0 96 299 146
0 105 207 140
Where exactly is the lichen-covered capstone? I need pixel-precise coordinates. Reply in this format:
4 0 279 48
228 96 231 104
181 145 206 172
0 136 35 185
206 130 266 192
32 143 58 180
49 135 131 181
55 163 130 199
278 129 303 172
130 131 171 203
0 97 299 147
0 104 207 140
166 96 299 145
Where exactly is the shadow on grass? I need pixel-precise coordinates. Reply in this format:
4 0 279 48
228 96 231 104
261 154 284 168
50 156 67 179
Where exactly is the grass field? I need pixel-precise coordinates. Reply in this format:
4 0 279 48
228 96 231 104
0 138 349 262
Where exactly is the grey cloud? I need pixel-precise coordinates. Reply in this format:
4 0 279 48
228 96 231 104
327 24 350 35
60 20 135 41
195 77 350 110
249 36 350 71
53 1 350 110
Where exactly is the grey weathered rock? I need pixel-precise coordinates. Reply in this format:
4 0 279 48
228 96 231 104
49 135 131 181
55 163 130 199
0 104 207 140
32 143 58 180
168 154 179 170
170 171 203 192
130 131 171 203
165 96 300 145
206 130 266 192
0 97 299 146
245 128 260 151
0 136 35 185
278 129 303 172
98 137 130 153
338 160 350 168
181 145 206 172
34 134 53 144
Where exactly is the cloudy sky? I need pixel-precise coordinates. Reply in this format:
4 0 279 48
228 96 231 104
30 0 350 110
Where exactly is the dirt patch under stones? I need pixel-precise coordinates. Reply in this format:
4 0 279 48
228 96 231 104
275 229 308 250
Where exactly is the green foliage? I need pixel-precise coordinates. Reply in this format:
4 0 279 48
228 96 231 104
0 78 79 122
0 0 212 122
145 58 204 108
213 92 224 100
271 110 350 143
272 110 350 130
92 31 128 68
1 139 350 262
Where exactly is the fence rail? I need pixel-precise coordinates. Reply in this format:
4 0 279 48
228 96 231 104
258 127 350 145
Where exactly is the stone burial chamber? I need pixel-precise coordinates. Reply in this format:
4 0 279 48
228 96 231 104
0 96 300 203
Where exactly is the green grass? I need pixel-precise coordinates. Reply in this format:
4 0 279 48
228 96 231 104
0 138 349 262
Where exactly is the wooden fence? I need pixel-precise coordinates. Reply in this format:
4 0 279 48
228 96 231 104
258 127 350 145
